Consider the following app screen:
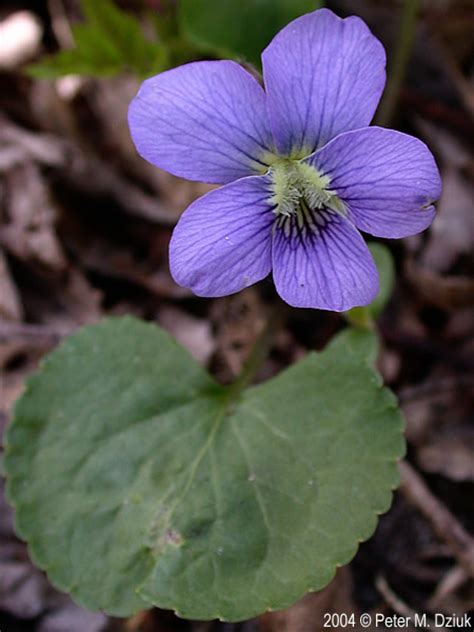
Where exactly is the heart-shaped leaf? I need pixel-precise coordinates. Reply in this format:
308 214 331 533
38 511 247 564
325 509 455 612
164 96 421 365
5 317 404 621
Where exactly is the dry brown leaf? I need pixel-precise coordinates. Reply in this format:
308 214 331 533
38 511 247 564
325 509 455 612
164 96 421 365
1 162 66 270
211 288 266 381
405 259 474 310
0 248 22 321
158 306 214 364
259 568 355 632
417 436 474 482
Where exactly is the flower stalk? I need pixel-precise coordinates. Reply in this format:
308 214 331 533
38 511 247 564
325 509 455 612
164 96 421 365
375 0 421 126
227 305 285 398
344 305 375 331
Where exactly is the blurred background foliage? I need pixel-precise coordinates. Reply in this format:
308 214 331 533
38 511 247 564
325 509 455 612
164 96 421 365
27 0 326 78
28 0 169 78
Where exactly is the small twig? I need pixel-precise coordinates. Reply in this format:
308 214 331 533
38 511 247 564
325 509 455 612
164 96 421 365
227 304 287 398
376 575 415 619
398 375 474 404
61 150 176 225
428 565 470 610
0 321 68 345
380 327 473 372
433 34 474 117
0 116 65 169
399 461 474 577
124 609 152 632
376 575 445 631
0 116 175 226
47 0 74 48
375 0 421 126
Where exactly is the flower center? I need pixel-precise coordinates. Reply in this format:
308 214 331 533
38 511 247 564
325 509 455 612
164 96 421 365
269 159 345 237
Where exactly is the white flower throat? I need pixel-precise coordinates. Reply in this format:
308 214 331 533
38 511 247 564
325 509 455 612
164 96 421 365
269 159 345 237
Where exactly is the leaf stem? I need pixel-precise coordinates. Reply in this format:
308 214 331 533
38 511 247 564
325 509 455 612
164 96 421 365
375 0 421 126
343 305 375 331
228 305 285 397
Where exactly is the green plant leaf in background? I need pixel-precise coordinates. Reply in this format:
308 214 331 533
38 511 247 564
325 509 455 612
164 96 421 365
180 0 324 67
346 243 396 329
28 0 167 79
5 317 404 621
367 243 396 318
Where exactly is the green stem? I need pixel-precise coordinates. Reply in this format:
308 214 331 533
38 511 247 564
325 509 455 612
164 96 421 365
344 305 375 331
375 0 421 127
228 305 285 398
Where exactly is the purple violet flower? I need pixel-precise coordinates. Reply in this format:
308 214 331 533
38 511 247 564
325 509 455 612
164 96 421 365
128 8 441 311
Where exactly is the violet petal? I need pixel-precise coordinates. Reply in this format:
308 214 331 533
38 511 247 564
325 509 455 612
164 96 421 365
128 61 275 184
170 175 274 296
309 127 441 238
272 210 378 310
262 8 386 156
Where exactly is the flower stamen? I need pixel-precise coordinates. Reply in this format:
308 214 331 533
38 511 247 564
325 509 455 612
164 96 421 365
269 159 345 238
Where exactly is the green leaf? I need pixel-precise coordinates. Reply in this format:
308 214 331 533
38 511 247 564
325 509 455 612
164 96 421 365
28 0 167 79
368 243 396 317
329 326 380 368
345 243 396 329
179 0 324 67
5 317 404 621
